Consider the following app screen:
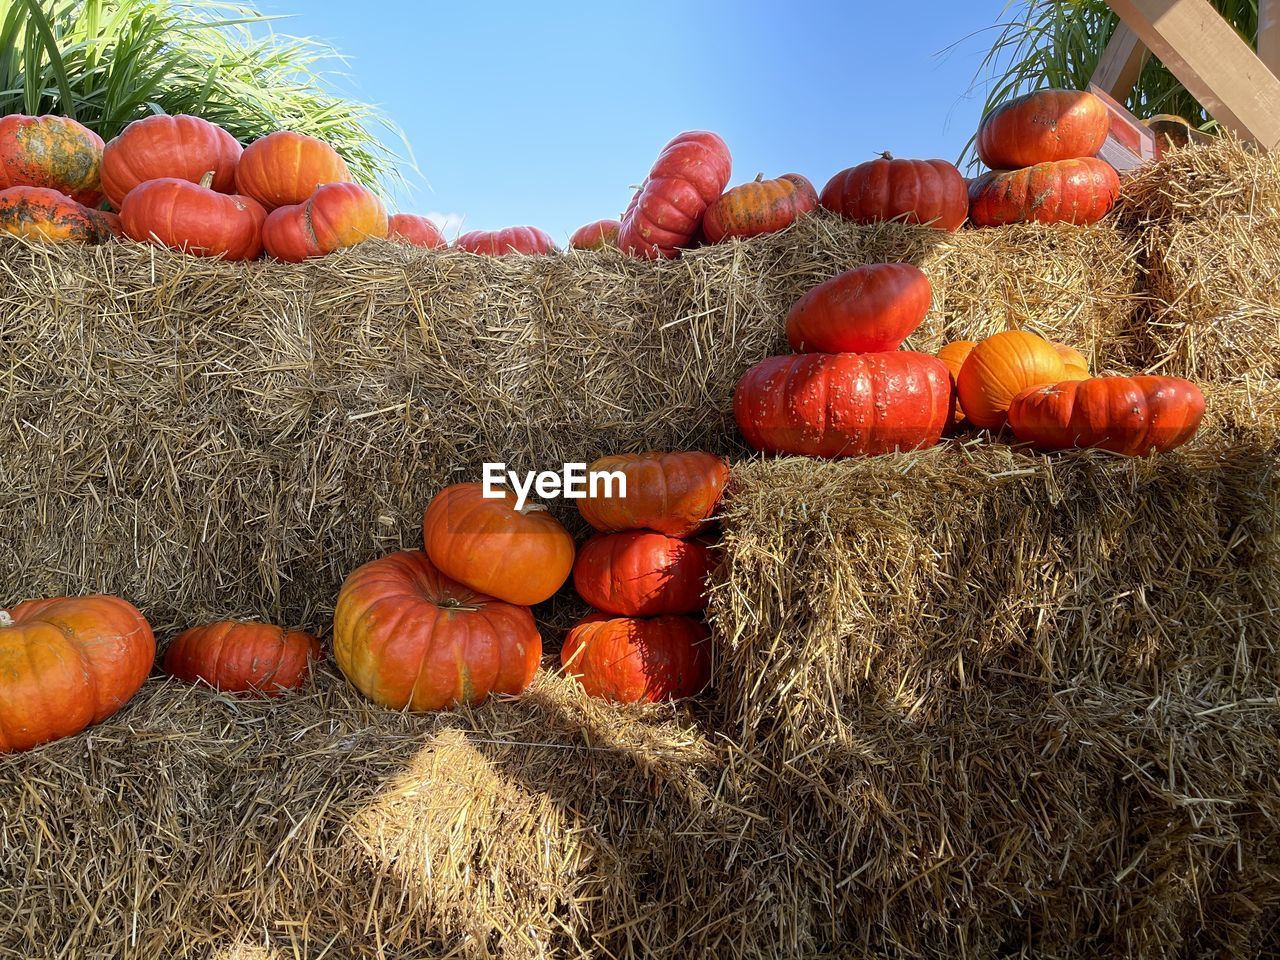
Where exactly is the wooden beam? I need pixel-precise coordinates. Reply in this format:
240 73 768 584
1105 0 1280 148
1259 0 1280 74
1091 22 1149 100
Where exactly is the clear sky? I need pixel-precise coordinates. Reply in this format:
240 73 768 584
251 0 1011 241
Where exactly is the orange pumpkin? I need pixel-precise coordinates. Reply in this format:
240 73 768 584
937 340 976 424
333 550 541 711
121 174 266 260
422 482 575 606
820 154 968 231
618 130 732 258
561 613 710 703
164 620 320 695
0 185 118 243
455 226 557 256
569 219 620 250
573 531 713 616
388 213 446 248
0 114 104 207
955 331 1068 430
235 130 353 211
0 595 155 753
968 158 1120 227
261 182 388 262
100 114 242 209
786 262 932 354
577 451 729 538
701 173 819 243
1053 343 1090 381
977 89 1110 169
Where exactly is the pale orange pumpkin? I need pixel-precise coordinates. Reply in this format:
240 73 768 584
955 330 1069 429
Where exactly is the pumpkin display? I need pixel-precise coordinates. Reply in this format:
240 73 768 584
820 154 967 231
455 226 557 256
0 185 119 244
1007 376 1205 455
573 531 713 617
570 219 621 250
977 89 1110 170
388 213 447 248
937 340 976 424
100 114 242 209
261 182 388 262
786 262 932 354
561 613 710 703
234 130 353 211
968 158 1120 227
164 620 321 695
0 114 104 207
422 482 575 606
577 451 729 538
735 351 953 458
955 330 1068 429
618 130 732 258
333 550 540 712
0 595 154 753
701 172 818 243
121 174 267 260
1053 342 1090 381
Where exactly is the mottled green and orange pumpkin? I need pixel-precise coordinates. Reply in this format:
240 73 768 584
0 186 118 244
0 114 105 207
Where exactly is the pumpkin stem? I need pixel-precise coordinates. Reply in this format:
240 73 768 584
516 502 548 514
0 611 11 628
199 170 216 190
879 151 894 161
754 172 763 182
436 598 481 612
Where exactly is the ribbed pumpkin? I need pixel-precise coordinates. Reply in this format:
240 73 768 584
968 158 1120 227
164 620 320 695
455 226 557 256
0 114 104 207
734 352 953 458
937 340 976 424
561 613 710 703
786 262 932 353
333 550 540 711
388 213 447 248
1007 376 1205 455
261 182 388 262
977 89 1110 169
0 186 118 243
1053 343 1090 381
702 173 818 243
235 131 353 211
100 114 242 209
618 130 732 258
423 482 575 606
573 532 713 616
820 154 967 231
955 331 1068 429
121 174 267 260
569 219 620 250
0 595 154 753
577 451 729 538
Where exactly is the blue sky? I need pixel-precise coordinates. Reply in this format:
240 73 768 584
252 1 1012 240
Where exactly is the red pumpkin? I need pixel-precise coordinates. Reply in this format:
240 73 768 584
0 595 154 753
573 532 713 616
423 482 575 606
100 114 242 210
164 620 320 695
968 158 1120 227
820 154 967 231
955 330 1068 429
977 89 1110 169
235 131 353 211
937 340 976 424
387 213 447 248
261 182 388 262
702 173 818 243
561 613 710 703
333 550 540 711
786 262 932 353
577 451 729 538
121 174 266 260
734 352 953 458
0 186 118 244
1007 376 1205 455
0 114 104 207
618 130 732 259
570 218 621 250
455 226 556 256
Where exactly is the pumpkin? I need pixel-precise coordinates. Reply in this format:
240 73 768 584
262 182 388 262
333 550 540 711
937 340 976 424
618 130 732 258
577 451 729 538
455 225 557 256
387 213 447 248
0 185 118 244
820 154 967 231
968 158 1120 227
100 114 242 209
1053 342 1090 381
1007 376 1205 455
235 130 353 211
0 114 104 207
561 613 710 703
121 174 266 260
573 531 713 616
702 173 818 243
955 330 1068 429
422 482 574 606
786 262 931 354
977 89 1110 170
734 352 953 458
0 595 154 753
570 218 621 250
164 620 320 695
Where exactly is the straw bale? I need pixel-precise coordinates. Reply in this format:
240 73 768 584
1120 137 1280 224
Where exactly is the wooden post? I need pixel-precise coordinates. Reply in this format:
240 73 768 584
1091 22 1148 100
1259 0 1280 74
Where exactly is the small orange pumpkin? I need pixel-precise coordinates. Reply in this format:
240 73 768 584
561 613 711 703
0 185 118 243
164 620 321 695
576 451 729 538
1052 343 1090 381
100 114 242 209
121 173 267 260
955 330 1068 430
702 173 818 243
388 213 446 248
235 130 353 211
977 89 1110 169
261 182 388 262
786 262 932 354
573 531 713 616
569 219 620 250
